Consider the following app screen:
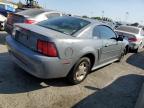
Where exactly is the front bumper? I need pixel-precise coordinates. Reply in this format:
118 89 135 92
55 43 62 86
6 36 71 79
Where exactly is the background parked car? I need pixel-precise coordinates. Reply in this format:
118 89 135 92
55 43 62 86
115 25 144 53
6 16 127 84
0 2 15 17
0 14 6 30
5 8 66 34
100 20 116 29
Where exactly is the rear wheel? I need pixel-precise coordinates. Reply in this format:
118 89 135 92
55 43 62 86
67 57 91 85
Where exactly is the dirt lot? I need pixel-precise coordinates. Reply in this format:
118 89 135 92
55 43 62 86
0 31 144 108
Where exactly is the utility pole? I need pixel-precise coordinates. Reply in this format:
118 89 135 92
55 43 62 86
140 20 143 25
101 10 105 21
125 12 129 22
102 10 105 18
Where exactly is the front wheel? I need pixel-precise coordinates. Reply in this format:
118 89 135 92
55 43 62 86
133 48 138 53
67 57 91 85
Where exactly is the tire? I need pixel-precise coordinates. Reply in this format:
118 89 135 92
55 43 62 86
133 48 138 53
125 45 129 55
67 57 91 85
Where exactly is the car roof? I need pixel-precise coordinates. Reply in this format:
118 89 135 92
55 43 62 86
16 8 61 17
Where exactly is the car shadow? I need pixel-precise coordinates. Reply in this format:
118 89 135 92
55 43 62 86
73 74 144 108
0 52 71 94
126 50 144 70
0 50 143 95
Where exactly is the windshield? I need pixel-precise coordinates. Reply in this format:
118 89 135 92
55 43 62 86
38 16 90 35
116 26 139 34
0 4 5 9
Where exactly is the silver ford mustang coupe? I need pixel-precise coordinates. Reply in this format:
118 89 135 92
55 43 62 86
6 16 127 84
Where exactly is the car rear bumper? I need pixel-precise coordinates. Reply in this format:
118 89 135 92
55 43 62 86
6 36 71 79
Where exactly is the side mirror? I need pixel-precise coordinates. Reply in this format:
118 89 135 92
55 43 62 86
117 36 123 41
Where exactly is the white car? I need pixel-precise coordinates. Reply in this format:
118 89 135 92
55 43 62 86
115 25 144 53
5 8 66 34
0 14 7 30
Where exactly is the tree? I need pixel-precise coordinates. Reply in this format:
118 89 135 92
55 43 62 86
17 1 23 8
131 23 139 27
91 17 101 20
82 16 89 18
24 0 41 8
25 0 33 6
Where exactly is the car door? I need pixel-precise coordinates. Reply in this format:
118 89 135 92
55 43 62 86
98 25 122 63
92 25 103 66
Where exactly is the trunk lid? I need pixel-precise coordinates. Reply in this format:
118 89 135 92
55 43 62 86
116 30 136 38
115 30 143 43
115 30 136 40
12 24 72 50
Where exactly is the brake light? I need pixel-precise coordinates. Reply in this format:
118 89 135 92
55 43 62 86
128 38 141 42
24 20 37 24
37 40 58 57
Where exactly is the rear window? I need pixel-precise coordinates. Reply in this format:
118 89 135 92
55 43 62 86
38 16 90 35
116 26 139 34
17 9 45 17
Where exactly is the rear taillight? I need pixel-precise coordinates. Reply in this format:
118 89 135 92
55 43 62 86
37 40 58 57
128 38 141 42
24 20 37 24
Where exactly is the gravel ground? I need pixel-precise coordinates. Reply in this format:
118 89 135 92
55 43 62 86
0 32 144 108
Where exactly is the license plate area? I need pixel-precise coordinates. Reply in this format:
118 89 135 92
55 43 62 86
15 31 30 42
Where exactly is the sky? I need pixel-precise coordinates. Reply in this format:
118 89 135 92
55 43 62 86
13 0 144 23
